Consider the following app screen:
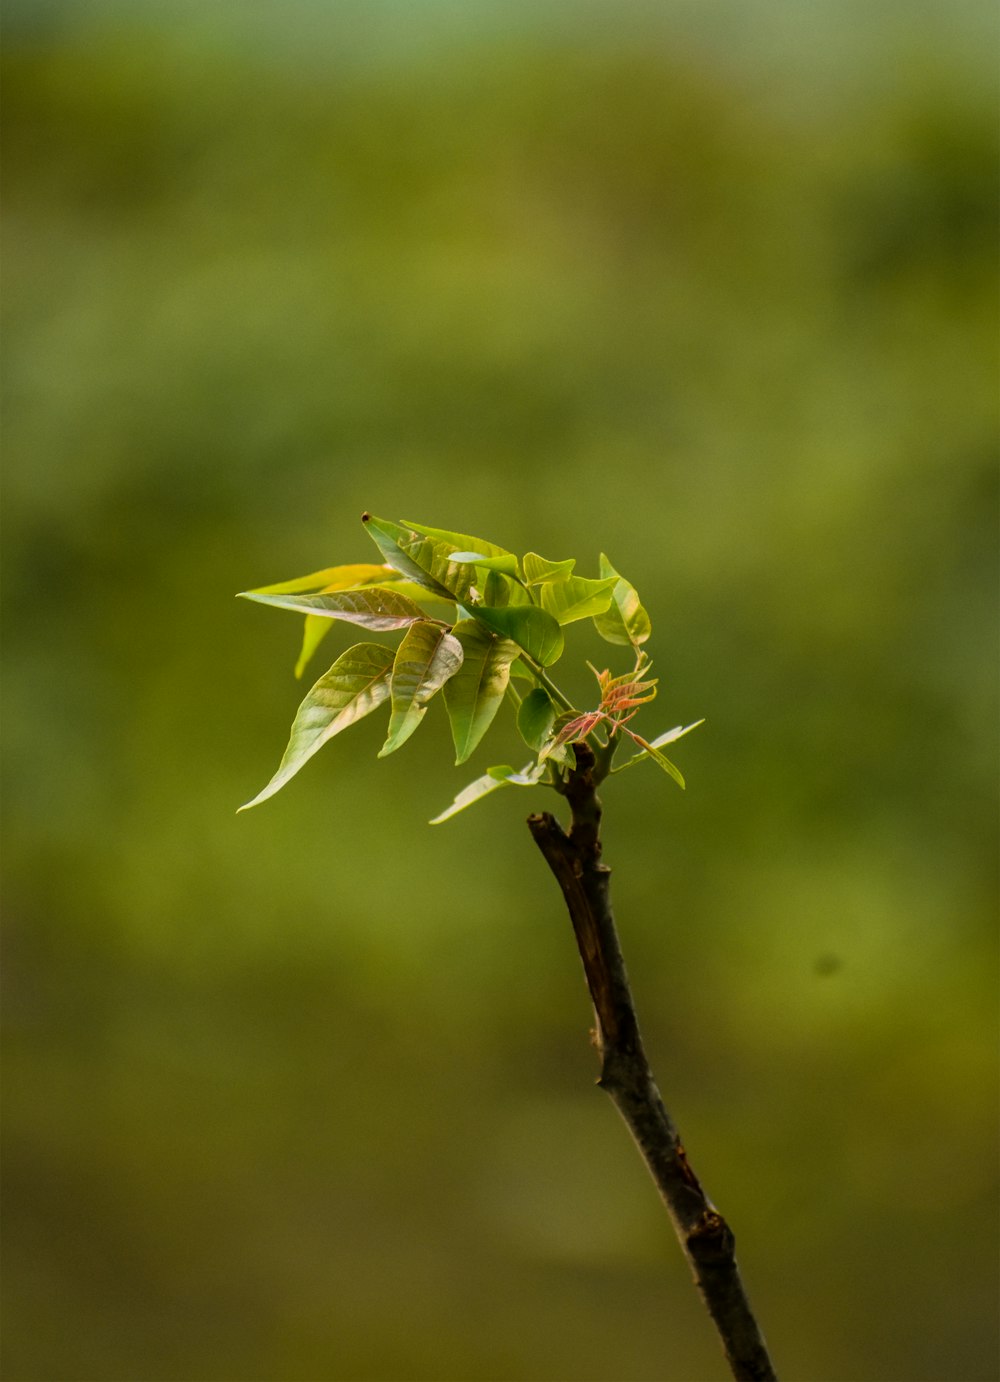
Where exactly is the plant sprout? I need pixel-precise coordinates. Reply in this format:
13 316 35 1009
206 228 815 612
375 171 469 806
238 513 777 1382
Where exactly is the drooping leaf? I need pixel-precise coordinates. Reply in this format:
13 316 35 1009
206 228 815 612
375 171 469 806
621 731 688 788
615 720 705 773
443 619 520 764
239 643 394 810
593 554 652 646
540 574 618 625
429 762 546 825
522 552 575 585
244 563 397 596
516 687 557 752
237 587 427 630
379 622 465 757
295 615 334 679
471 604 565 666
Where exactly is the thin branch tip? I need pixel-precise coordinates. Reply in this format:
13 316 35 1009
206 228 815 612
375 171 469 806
527 754 778 1382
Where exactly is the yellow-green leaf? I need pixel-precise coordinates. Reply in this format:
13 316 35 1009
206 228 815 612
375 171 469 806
540 574 617 625
244 563 396 596
402 520 515 562
294 615 334 680
362 514 518 606
593 555 652 646
449 551 522 578
522 552 575 585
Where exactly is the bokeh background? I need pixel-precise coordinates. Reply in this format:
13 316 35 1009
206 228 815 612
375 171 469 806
3 3 997 1380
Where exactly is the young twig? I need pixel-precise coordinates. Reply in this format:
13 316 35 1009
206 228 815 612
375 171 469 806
527 743 778 1382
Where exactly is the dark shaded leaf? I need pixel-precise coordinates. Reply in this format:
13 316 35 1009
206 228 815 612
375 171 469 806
471 604 565 666
517 687 557 751
443 619 520 764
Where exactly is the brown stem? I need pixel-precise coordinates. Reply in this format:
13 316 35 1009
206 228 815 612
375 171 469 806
527 743 777 1382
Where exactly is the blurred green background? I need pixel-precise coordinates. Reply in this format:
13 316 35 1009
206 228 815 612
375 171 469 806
3 3 997 1380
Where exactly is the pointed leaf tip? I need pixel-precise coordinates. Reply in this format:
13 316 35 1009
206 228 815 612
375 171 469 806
443 620 519 764
241 587 426 630
429 761 545 823
239 642 394 810
379 622 464 758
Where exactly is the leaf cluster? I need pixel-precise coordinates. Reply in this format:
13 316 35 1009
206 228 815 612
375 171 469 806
238 515 701 820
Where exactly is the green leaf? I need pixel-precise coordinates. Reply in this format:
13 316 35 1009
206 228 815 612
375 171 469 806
540 574 618 625
402 520 514 562
243 560 453 680
244 563 397 596
593 555 652 646
361 514 459 600
384 581 456 606
287 580 448 682
237 587 427 630
379 622 465 757
480 569 531 607
516 687 557 751
622 731 689 788
443 619 520 764
471 604 565 666
448 551 522 577
615 720 705 773
239 643 394 810
429 762 546 825
522 552 575 585
362 514 507 603
649 720 705 748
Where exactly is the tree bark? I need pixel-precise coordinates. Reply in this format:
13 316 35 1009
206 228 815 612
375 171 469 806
527 744 777 1382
